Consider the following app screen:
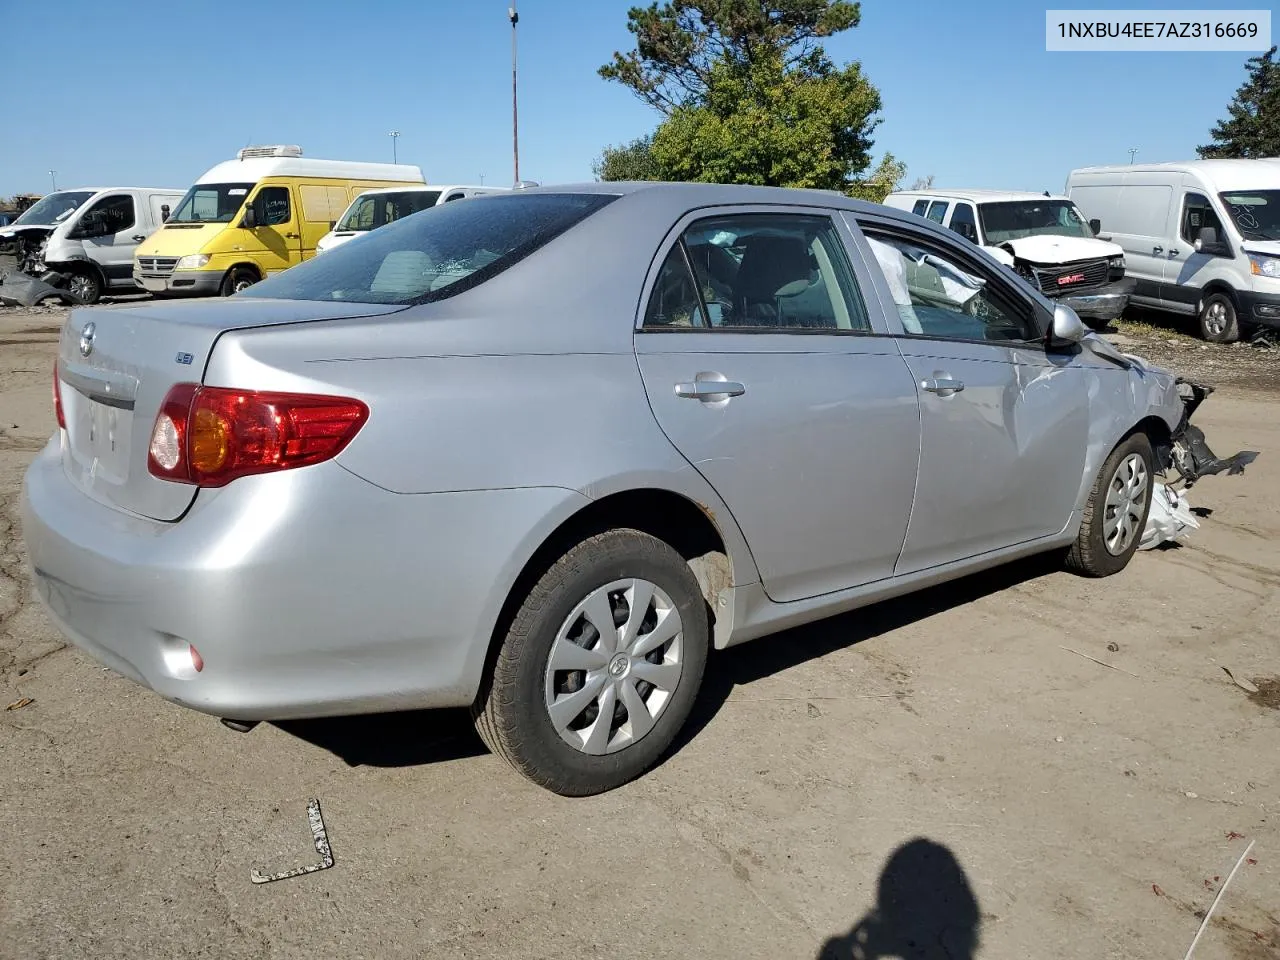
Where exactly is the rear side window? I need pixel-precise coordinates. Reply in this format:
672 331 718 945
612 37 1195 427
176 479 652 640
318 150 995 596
911 199 930 217
926 200 949 224
246 193 617 305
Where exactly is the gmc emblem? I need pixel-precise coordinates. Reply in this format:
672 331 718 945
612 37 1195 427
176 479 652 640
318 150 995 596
1057 273 1086 286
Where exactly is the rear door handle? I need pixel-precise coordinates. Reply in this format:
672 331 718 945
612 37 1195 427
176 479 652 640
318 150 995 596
921 377 964 396
675 379 746 400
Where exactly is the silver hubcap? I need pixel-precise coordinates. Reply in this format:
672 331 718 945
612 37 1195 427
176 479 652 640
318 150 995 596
1203 301 1227 336
544 578 683 755
69 275 93 299
1103 453 1149 555
233 278 253 293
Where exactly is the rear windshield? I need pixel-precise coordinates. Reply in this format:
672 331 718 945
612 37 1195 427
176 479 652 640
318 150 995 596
246 192 617 305
337 191 442 231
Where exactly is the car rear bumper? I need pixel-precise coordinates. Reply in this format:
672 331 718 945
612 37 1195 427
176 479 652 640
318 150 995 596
1059 277 1136 321
21 436 586 720
134 268 223 296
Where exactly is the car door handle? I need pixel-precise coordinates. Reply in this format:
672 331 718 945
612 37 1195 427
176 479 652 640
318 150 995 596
675 379 746 400
921 377 964 396
1152 245 1164 255
286 232 300 239
1169 248 1179 257
131 235 146 242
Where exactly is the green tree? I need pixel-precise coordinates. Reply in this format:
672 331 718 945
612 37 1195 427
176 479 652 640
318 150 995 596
593 135 662 181
1197 45 1280 158
597 1 885 194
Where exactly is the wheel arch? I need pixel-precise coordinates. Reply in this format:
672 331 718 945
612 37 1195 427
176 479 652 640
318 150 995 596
223 262 262 284
475 487 746 708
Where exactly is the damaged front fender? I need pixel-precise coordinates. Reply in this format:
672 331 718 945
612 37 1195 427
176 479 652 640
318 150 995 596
1163 378 1259 488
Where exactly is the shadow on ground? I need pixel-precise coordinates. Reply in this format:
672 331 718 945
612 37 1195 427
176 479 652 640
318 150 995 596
279 551 1061 771
817 837 982 959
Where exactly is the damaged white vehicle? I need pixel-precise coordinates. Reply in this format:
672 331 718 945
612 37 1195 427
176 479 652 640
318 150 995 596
884 189 1135 327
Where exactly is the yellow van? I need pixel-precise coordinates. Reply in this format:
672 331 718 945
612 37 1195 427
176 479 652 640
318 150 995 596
133 145 425 297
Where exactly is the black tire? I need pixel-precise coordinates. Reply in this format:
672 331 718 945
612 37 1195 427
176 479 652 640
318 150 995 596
220 266 258 297
1066 432 1154 578
66 265 102 305
1198 292 1239 343
473 529 709 796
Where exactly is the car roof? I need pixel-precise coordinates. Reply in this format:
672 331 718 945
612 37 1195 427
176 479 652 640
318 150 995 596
889 188 1068 203
508 179 896 212
1070 159 1280 192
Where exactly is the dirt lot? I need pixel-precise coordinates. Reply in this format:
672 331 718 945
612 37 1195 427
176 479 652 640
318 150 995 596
1 301 1277 959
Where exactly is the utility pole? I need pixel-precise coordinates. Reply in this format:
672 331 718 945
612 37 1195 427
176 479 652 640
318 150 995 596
1128 147 1138 164
509 3 520 184
389 130 401 164
48 170 57 191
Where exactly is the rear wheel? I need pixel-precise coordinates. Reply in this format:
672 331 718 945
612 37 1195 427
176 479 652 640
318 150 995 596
66 265 102 305
220 266 258 296
1198 292 1239 343
1066 432 1154 578
473 529 709 796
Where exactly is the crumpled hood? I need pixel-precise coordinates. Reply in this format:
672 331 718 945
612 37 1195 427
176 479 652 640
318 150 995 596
997 234 1125 264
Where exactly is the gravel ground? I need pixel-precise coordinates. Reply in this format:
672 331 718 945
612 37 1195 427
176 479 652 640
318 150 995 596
1 301 1277 959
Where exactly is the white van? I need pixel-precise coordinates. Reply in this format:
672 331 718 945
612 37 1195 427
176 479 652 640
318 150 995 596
883 189 1133 325
314 184 509 254
0 187 185 303
1067 160 1280 342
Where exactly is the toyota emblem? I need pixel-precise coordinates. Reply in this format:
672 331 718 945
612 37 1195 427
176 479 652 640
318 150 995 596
79 321 96 358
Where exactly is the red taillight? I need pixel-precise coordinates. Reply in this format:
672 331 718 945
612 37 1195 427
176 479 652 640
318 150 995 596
53 361 66 430
147 384 369 487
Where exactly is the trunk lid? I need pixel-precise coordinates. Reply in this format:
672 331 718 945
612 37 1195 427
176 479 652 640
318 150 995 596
57 298 406 521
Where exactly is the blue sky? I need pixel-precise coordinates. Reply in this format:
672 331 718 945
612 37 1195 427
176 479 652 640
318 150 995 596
0 0 1267 197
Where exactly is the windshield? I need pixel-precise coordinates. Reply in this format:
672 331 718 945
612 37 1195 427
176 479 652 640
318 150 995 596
978 200 1093 244
12 191 94 226
168 182 255 223
1219 190 1280 241
247 192 617 305
337 191 442 231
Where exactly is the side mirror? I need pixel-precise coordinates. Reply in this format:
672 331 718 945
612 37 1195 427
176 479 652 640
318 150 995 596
1049 303 1087 346
952 222 977 243
329 220 336 230
1089 218 1101 236
161 205 170 222
241 205 258 229
1194 226 1230 256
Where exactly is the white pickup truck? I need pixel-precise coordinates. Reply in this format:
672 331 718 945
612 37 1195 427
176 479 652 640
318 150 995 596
883 189 1135 327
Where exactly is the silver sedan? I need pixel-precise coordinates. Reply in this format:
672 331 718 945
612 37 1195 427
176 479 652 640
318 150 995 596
23 183 1206 795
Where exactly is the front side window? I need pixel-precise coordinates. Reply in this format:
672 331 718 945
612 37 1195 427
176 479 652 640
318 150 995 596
643 213 870 332
254 187 291 226
948 203 978 242
979 200 1092 244
862 229 1038 343
245 192 616 305
76 194 135 236
1219 190 1280 241
1181 192 1223 246
926 200 949 224
337 191 441 231
169 183 255 223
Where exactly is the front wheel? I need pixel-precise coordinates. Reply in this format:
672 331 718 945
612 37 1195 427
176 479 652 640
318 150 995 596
66 266 102 305
1066 432 1154 578
1198 292 1239 343
473 529 709 796
220 266 258 297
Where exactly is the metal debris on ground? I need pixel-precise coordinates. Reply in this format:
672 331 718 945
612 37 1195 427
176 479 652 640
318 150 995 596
0 271 84 308
1221 667 1259 694
4 697 33 711
1059 646 1144 680
1182 839 1256 960
250 798 334 885
1139 482 1199 550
